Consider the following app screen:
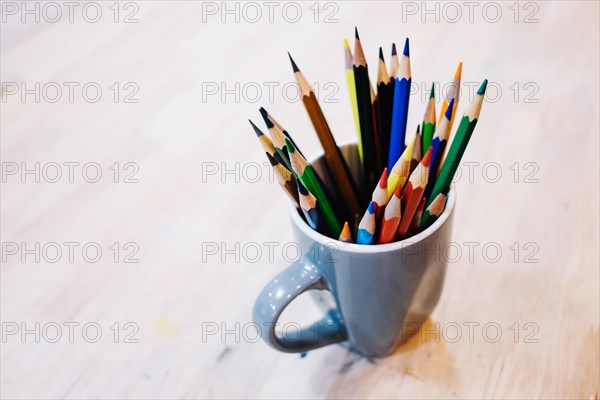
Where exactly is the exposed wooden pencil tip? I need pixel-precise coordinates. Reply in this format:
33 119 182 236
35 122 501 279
288 52 299 73
391 42 397 56
259 107 274 128
354 27 360 40
477 79 488 95
248 119 263 137
403 38 410 57
352 30 366 65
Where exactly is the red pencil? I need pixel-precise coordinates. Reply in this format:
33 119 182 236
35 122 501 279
371 167 388 223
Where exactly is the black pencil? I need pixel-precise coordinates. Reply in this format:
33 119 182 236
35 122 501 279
353 28 378 192
376 47 394 174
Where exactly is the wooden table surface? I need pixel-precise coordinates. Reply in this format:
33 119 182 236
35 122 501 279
1 1 598 399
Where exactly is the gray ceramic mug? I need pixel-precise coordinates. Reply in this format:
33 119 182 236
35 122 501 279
253 143 456 357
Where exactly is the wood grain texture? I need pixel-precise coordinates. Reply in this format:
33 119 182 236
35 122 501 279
1 2 598 399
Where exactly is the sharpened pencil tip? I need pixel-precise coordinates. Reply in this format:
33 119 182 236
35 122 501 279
445 98 455 119
259 107 274 129
367 201 375 214
344 38 349 48
378 168 388 188
248 119 263 137
288 52 299 73
416 125 420 134
339 222 351 241
455 62 463 79
378 47 384 61
284 137 295 153
354 27 360 40
391 43 397 56
430 82 435 99
265 152 278 167
422 146 433 164
403 38 410 57
477 79 488 95
296 179 308 195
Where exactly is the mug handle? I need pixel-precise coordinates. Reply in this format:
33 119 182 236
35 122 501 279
253 257 347 353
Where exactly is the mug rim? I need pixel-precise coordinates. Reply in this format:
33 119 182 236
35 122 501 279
288 141 456 253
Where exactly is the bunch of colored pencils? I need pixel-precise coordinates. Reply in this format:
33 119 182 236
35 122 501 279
249 28 488 244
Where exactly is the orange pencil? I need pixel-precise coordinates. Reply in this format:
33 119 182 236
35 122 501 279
378 184 402 244
338 221 353 243
439 62 462 129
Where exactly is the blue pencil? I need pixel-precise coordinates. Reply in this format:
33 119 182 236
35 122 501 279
356 201 376 245
422 98 454 201
387 38 411 171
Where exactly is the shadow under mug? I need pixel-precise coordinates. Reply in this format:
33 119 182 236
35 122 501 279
253 143 456 357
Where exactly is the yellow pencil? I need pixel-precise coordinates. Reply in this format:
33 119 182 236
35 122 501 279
344 38 362 162
386 135 416 199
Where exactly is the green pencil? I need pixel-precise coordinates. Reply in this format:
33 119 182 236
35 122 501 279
421 83 436 155
420 79 488 229
284 138 342 237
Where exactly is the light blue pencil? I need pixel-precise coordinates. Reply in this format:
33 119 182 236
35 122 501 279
356 201 376 245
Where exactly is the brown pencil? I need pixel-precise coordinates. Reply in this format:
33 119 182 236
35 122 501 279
410 126 422 173
289 53 362 222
